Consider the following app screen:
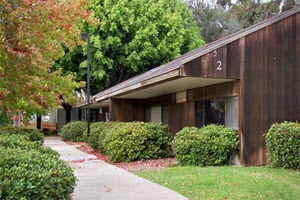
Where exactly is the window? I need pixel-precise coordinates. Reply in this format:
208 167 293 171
162 105 169 125
144 105 169 125
195 96 238 130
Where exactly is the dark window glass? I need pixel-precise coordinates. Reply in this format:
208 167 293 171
162 105 169 125
195 99 225 127
145 108 151 122
204 99 225 125
195 100 204 127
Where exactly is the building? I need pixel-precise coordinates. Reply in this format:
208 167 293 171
78 8 300 166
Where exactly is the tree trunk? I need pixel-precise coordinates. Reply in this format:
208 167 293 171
36 115 42 130
65 107 72 123
59 95 73 124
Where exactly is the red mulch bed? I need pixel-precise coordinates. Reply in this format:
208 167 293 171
65 141 176 173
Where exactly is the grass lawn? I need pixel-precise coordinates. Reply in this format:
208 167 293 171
137 166 300 200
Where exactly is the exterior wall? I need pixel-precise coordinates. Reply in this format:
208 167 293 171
239 13 300 165
181 13 300 166
110 98 145 122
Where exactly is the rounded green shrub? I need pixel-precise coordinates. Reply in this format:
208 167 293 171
83 122 107 149
103 122 173 163
265 122 300 169
0 135 76 199
0 134 58 156
173 125 239 166
98 122 125 153
0 125 44 144
60 121 87 142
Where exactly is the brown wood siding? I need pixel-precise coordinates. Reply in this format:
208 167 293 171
192 81 239 101
226 40 241 78
183 45 240 79
109 98 145 122
145 94 172 108
169 102 195 134
241 14 300 165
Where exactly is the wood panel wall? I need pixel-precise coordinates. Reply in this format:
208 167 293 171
240 13 300 165
169 102 195 134
183 47 240 79
181 13 300 165
109 98 145 122
192 81 239 101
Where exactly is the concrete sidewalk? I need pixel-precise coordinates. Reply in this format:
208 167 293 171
44 137 187 200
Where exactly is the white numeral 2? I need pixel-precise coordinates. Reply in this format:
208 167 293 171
217 61 222 71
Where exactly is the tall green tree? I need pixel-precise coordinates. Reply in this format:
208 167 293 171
0 0 93 118
185 0 243 43
185 0 299 43
230 0 299 28
55 0 205 94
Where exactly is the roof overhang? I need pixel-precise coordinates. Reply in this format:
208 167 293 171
117 77 236 99
95 69 181 102
77 99 109 108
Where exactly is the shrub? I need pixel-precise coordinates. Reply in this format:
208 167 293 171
172 125 239 166
0 134 57 156
0 135 76 199
103 122 173 163
42 128 58 136
83 122 107 149
98 122 124 153
0 125 44 144
60 121 87 142
265 122 300 169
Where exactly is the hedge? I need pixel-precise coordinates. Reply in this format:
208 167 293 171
265 122 300 169
60 121 87 142
172 125 239 166
0 125 44 144
0 134 76 199
103 122 173 163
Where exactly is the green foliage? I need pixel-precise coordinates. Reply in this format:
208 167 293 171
61 121 87 142
42 128 58 136
83 122 107 149
0 134 75 199
185 1 243 43
0 108 10 126
1 0 92 116
55 0 204 94
103 122 173 163
185 0 298 43
172 125 239 166
265 122 300 170
0 125 44 144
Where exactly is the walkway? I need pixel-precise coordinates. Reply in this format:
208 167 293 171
44 137 187 200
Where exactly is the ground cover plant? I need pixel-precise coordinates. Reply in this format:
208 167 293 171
137 166 300 200
173 125 239 166
0 133 76 199
266 121 300 169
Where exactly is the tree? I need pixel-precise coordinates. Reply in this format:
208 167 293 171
55 0 205 94
230 0 299 28
185 0 299 43
0 0 93 118
185 0 243 43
